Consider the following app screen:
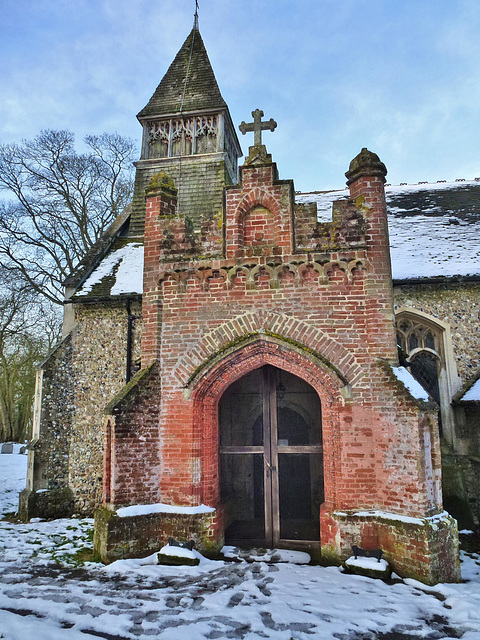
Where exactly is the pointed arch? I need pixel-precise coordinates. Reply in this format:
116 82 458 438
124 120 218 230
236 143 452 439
172 310 364 390
189 336 345 511
395 307 460 445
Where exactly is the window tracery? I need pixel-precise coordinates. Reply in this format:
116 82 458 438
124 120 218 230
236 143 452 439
146 115 218 158
395 310 458 442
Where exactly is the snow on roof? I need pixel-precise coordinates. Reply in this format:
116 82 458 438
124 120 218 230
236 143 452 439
459 377 480 402
75 242 143 298
391 366 430 402
298 180 480 281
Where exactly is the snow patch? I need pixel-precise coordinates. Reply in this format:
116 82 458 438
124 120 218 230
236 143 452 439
345 556 390 572
159 544 197 560
392 366 430 401
221 545 311 564
77 243 143 296
460 378 480 402
339 509 451 526
116 502 215 518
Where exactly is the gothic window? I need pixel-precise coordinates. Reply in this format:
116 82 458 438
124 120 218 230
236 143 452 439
146 116 219 159
395 310 457 441
184 119 194 155
410 352 441 406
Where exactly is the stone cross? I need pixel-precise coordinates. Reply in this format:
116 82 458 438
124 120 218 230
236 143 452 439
239 109 277 147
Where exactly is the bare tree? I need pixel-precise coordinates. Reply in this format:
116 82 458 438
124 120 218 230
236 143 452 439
0 277 59 442
0 130 137 305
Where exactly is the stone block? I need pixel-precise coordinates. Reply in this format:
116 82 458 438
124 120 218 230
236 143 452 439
321 509 461 585
157 553 199 566
18 487 74 522
94 506 221 564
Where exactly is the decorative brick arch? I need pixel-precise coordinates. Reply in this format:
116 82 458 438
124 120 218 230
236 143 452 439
190 336 346 512
173 310 364 389
225 188 291 256
235 189 283 228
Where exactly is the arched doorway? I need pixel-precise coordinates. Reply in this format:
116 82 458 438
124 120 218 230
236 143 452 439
219 365 324 548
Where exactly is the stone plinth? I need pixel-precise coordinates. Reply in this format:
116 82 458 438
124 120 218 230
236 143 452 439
94 507 222 563
321 509 460 584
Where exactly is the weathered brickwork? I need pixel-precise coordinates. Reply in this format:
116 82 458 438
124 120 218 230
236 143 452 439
322 511 460 585
394 282 480 383
98 147 459 581
94 507 220 563
102 362 161 508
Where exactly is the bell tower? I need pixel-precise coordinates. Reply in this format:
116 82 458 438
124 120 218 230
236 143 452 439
129 20 242 250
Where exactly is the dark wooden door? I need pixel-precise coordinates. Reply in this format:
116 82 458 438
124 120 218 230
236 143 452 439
219 365 323 547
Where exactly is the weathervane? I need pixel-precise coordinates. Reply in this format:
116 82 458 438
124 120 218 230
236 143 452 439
194 0 199 29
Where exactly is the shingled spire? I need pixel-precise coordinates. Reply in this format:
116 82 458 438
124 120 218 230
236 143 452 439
129 25 241 239
137 28 227 119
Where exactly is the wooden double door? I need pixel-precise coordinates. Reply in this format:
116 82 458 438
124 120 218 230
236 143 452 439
219 365 324 548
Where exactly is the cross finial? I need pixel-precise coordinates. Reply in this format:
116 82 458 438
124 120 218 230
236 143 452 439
194 0 199 30
239 109 277 147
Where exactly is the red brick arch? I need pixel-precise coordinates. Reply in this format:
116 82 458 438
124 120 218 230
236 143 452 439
190 336 345 512
226 188 291 256
173 310 364 389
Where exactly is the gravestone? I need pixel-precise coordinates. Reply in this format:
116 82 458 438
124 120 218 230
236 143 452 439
1 443 14 454
19 446 27 454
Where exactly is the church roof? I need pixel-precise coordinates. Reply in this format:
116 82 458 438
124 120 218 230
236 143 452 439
73 238 143 300
297 180 480 282
137 27 227 119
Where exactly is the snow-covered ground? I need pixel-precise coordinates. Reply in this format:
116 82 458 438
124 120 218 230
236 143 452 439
1 449 480 639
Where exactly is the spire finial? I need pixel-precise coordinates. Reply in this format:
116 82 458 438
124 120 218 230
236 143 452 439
194 0 199 30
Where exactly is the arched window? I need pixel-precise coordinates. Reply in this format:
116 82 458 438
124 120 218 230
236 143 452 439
395 309 460 444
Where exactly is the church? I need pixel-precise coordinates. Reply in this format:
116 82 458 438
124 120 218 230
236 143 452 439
19 18 480 585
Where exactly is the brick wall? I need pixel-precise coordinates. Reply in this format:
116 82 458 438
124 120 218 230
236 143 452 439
98 149 459 579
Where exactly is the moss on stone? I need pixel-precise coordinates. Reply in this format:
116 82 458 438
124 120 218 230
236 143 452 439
186 331 348 388
145 171 177 196
104 362 156 415
18 487 74 521
157 552 200 566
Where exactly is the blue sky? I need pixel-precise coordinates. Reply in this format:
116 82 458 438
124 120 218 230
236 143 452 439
1 0 480 191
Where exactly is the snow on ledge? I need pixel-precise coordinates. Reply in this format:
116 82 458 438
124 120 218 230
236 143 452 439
391 366 430 401
334 509 450 526
345 556 390 572
116 502 215 518
159 544 197 560
460 378 480 402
